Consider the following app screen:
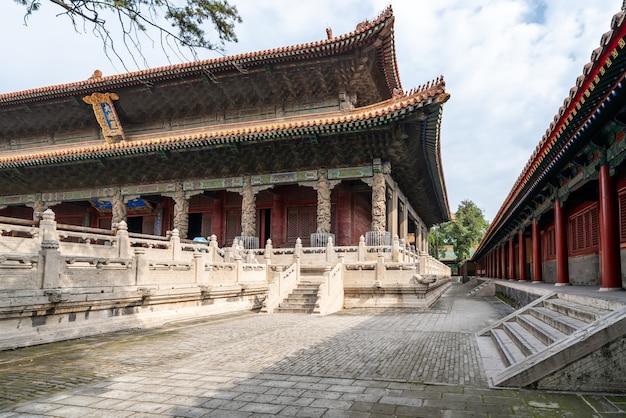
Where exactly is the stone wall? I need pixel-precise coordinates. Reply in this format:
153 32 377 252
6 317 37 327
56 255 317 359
536 336 626 393
568 253 600 285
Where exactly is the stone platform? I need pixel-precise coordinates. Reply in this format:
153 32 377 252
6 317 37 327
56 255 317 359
0 281 624 417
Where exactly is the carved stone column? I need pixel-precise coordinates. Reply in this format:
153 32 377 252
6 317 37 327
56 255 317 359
31 195 46 221
111 188 127 228
316 169 332 234
172 183 190 239
371 169 386 232
240 176 256 237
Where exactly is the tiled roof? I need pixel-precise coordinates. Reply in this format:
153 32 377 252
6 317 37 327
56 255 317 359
0 77 447 168
0 7 399 106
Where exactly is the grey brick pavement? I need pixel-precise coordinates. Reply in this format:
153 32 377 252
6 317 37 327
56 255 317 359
1 282 625 417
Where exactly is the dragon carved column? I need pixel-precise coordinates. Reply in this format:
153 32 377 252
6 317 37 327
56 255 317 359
173 183 190 239
371 167 387 232
240 176 256 237
111 189 127 228
316 169 332 234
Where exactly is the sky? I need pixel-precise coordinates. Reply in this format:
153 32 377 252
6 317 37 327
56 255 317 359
0 0 623 223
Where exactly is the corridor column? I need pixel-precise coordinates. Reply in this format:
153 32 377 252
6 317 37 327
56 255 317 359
518 229 527 281
532 218 543 283
508 236 515 280
554 199 569 286
598 164 622 290
389 184 399 240
500 242 506 279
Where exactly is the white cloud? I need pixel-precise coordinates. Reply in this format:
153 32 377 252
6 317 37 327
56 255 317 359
0 0 622 223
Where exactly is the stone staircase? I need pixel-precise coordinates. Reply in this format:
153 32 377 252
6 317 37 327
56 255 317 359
477 291 626 389
273 281 322 314
466 279 492 296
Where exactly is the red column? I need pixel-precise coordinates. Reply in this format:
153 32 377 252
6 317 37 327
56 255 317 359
336 188 352 246
518 229 527 281
211 194 225 244
500 243 506 279
271 194 285 248
532 218 543 283
554 199 569 286
598 165 622 290
508 236 515 280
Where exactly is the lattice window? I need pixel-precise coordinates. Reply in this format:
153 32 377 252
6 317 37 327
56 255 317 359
225 210 242 244
568 203 598 255
201 213 212 238
286 206 316 245
541 225 556 261
142 216 155 235
620 190 626 242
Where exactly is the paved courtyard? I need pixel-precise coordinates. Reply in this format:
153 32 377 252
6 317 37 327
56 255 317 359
0 281 625 417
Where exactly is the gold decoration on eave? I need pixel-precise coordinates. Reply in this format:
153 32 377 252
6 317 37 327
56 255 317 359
83 92 126 144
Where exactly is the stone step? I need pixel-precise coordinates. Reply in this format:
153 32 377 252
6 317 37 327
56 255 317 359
516 314 568 346
293 290 320 295
278 302 317 309
542 298 612 323
528 306 588 335
490 329 526 367
502 321 547 357
273 306 315 314
284 296 318 302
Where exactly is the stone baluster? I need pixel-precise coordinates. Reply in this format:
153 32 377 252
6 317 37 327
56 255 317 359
392 235 400 262
39 209 61 289
116 220 132 259
325 236 336 263
264 239 273 265
170 228 181 260
358 235 366 262
294 238 302 281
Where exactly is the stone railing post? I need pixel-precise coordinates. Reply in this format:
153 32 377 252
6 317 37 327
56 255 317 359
39 209 59 245
234 245 243 283
194 252 207 285
39 209 61 289
376 252 385 284
325 236 336 263
392 235 400 262
116 220 132 259
170 228 181 260
134 248 149 286
208 234 220 262
419 253 427 275
294 237 302 281
264 238 273 282
358 235 366 262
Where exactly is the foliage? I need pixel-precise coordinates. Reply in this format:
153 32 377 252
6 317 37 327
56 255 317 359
428 222 453 260
451 200 489 262
430 199 489 263
14 0 242 69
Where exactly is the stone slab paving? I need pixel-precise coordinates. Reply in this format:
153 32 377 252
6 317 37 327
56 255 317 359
1 282 625 417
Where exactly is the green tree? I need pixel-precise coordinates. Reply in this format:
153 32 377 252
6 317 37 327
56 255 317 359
430 199 489 264
428 222 454 259
450 199 489 263
15 0 242 69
